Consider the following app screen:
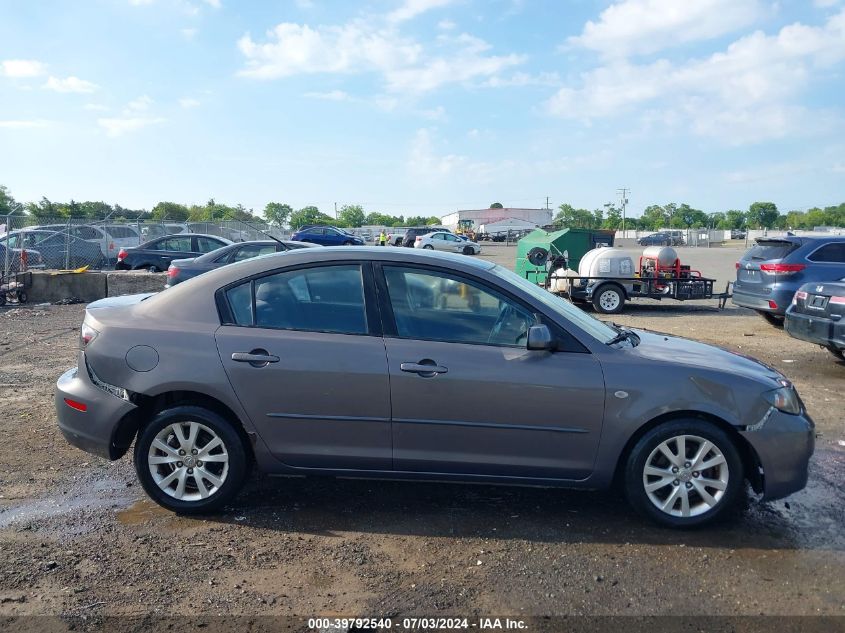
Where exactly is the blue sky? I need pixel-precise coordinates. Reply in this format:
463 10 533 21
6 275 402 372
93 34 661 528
1 0 844 219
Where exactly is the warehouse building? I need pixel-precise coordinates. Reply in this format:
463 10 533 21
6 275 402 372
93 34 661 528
440 207 553 231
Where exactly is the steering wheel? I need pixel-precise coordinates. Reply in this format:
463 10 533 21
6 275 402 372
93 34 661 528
488 303 529 345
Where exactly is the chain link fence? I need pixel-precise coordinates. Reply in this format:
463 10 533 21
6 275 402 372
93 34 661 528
0 215 288 277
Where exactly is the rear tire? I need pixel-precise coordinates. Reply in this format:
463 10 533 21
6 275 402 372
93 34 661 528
592 284 625 314
17 291 27 304
148 266 161 273
758 311 784 327
828 347 845 361
624 419 744 528
423 244 434 250
134 405 249 514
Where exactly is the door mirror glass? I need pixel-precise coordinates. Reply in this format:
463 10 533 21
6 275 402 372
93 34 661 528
527 324 553 351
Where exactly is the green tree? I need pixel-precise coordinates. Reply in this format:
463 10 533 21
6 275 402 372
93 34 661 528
338 204 366 228
490 202 504 209
264 202 293 228
640 204 669 230
0 185 25 216
602 203 622 230
747 201 779 229
720 210 746 230
289 206 334 229
151 202 190 221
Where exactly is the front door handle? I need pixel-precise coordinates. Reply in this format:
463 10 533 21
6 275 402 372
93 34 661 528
400 360 448 377
232 349 279 367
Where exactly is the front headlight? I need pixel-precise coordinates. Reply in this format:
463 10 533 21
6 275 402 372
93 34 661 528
763 385 802 415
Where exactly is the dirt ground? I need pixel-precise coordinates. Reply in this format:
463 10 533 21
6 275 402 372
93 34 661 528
0 244 843 629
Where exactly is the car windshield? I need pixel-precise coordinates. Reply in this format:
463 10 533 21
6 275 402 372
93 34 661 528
746 240 800 261
489 265 618 344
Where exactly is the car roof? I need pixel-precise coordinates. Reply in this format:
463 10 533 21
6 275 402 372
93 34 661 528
143 233 232 246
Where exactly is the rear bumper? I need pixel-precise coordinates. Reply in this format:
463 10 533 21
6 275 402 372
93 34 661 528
785 309 845 350
740 409 815 501
732 286 795 315
55 361 137 460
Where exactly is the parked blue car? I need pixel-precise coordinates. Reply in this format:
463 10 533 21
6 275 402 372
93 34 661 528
732 236 845 326
290 225 364 246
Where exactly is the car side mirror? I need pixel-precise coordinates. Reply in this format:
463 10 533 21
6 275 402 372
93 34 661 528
527 324 554 351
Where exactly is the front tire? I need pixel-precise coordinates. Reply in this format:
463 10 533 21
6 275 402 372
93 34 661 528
592 284 625 314
134 405 249 514
828 347 845 361
624 420 744 528
462 245 473 255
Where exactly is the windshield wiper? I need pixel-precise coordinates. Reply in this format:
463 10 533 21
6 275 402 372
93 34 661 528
606 327 639 346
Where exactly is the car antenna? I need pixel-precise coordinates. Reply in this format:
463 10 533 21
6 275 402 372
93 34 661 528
219 212 284 245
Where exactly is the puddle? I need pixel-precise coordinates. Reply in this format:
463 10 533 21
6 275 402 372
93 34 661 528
0 474 136 530
116 497 171 525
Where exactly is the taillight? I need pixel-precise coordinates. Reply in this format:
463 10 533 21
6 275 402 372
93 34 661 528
117 248 128 261
792 290 807 305
735 262 740 269
831 296 845 305
759 263 805 274
768 300 778 309
167 266 179 278
80 322 99 348
416 236 422 241
64 398 87 412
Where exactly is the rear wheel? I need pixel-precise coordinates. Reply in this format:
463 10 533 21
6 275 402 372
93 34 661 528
343 240 353 246
624 420 744 528
147 265 161 273
757 311 784 327
592 284 625 314
17 291 27 304
423 244 434 250
134 405 249 514
828 347 845 361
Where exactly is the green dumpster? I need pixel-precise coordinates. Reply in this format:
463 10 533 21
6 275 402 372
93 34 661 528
516 228 616 284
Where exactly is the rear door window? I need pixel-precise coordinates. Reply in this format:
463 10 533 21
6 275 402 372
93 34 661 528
161 237 193 252
746 240 800 261
196 237 223 253
807 242 845 263
232 244 276 262
105 226 138 238
225 264 368 334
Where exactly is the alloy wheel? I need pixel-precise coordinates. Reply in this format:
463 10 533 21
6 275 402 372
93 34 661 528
642 434 729 518
148 421 229 501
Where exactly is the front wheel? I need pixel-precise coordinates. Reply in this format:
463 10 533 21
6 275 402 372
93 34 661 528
592 285 625 314
828 347 845 362
462 245 474 255
624 420 744 528
134 405 249 514
148 265 161 273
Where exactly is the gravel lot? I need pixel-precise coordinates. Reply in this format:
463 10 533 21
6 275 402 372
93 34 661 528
0 243 843 628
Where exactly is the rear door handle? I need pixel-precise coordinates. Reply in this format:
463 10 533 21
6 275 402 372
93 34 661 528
400 361 448 376
232 349 279 367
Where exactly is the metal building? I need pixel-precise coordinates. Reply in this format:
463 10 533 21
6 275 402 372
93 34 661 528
440 208 553 231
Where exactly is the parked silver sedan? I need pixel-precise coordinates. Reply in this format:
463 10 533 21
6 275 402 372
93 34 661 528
55 247 813 527
415 231 481 255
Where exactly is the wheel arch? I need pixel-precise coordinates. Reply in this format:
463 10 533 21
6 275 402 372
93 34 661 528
110 389 255 464
611 410 763 494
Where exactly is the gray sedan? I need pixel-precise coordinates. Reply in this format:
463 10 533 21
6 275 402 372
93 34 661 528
166 239 317 286
55 248 814 527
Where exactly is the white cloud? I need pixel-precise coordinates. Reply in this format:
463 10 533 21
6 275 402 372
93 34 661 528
181 27 198 40
44 75 98 93
1 59 47 78
201 0 221 8
98 117 165 137
479 71 560 88
388 0 456 24
84 103 109 111
568 0 763 58
303 90 351 101
419 105 446 120
179 97 201 108
128 0 155 5
127 95 154 111
437 19 456 30
295 0 315 7
814 0 841 7
0 119 52 129
547 9 845 143
408 128 513 183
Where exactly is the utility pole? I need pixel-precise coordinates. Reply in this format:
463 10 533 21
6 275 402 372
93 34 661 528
545 196 550 210
334 202 338 219
616 188 630 237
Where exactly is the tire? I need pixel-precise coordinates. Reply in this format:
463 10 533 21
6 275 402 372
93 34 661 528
134 405 249 514
624 419 744 528
423 244 434 250
462 245 473 255
343 241 353 246
148 265 161 273
828 347 845 362
0 294 5 307
17 291 27 304
592 284 625 314
757 311 784 328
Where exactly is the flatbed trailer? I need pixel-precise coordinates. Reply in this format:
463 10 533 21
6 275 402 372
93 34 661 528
526 269 732 314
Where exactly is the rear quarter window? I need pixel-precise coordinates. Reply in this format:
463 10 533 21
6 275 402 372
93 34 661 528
745 241 800 261
807 242 845 263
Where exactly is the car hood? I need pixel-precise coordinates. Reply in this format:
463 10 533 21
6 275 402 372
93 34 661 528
628 329 784 385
